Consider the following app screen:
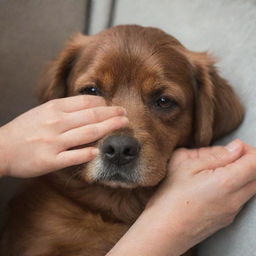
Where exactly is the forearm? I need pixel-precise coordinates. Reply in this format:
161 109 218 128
107 202 193 256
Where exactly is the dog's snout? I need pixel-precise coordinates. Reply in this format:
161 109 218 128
102 135 140 165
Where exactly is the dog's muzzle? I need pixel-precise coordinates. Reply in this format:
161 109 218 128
99 135 141 183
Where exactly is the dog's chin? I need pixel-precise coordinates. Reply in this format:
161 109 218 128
85 158 141 189
85 158 166 189
99 180 139 189
96 172 140 189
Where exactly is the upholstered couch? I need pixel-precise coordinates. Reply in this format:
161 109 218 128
1 1 255 255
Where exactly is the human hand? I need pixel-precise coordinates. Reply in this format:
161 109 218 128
146 139 256 255
0 95 128 178
108 140 256 256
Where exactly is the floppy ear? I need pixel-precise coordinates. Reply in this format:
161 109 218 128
188 51 244 146
38 33 87 103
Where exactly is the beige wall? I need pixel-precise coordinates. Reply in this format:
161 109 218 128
0 0 88 232
0 0 87 125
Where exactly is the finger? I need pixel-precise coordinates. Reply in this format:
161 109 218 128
56 147 99 168
60 116 129 149
63 106 127 131
54 95 107 112
217 152 256 190
243 143 256 154
191 140 244 173
233 180 256 207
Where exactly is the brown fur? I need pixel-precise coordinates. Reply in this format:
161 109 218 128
1 25 244 256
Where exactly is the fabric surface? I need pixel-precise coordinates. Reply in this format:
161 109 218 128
109 0 256 255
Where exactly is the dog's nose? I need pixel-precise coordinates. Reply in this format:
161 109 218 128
102 135 140 165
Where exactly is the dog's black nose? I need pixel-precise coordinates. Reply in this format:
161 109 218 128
102 135 140 165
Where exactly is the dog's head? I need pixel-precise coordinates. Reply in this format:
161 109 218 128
39 25 244 188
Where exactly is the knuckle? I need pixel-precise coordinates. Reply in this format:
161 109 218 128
222 216 235 228
188 148 200 160
218 196 241 217
198 147 207 156
226 215 236 226
218 175 236 193
175 148 189 160
169 148 189 167
33 152 55 171
175 148 188 155
44 111 65 127
46 99 58 109
45 118 62 126
27 135 46 144
227 201 240 215
89 108 99 122
40 135 56 144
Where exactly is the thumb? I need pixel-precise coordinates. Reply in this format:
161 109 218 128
191 139 244 173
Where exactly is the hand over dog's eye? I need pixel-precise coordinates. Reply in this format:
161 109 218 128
155 96 178 110
79 86 101 96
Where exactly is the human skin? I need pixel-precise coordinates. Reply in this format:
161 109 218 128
0 95 128 178
108 140 256 256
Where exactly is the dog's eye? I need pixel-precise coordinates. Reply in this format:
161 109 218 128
155 96 178 110
79 86 101 96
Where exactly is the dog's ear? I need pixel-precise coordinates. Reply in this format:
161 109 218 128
38 33 87 103
187 51 244 146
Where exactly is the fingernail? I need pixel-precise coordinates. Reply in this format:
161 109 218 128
91 148 100 156
117 107 127 116
225 140 241 152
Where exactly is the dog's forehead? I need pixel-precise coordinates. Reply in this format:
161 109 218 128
74 27 194 95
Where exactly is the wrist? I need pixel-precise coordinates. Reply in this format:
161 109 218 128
108 199 194 256
143 191 200 255
141 203 194 255
0 125 10 177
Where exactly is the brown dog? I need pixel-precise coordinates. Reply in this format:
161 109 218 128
1 25 244 256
